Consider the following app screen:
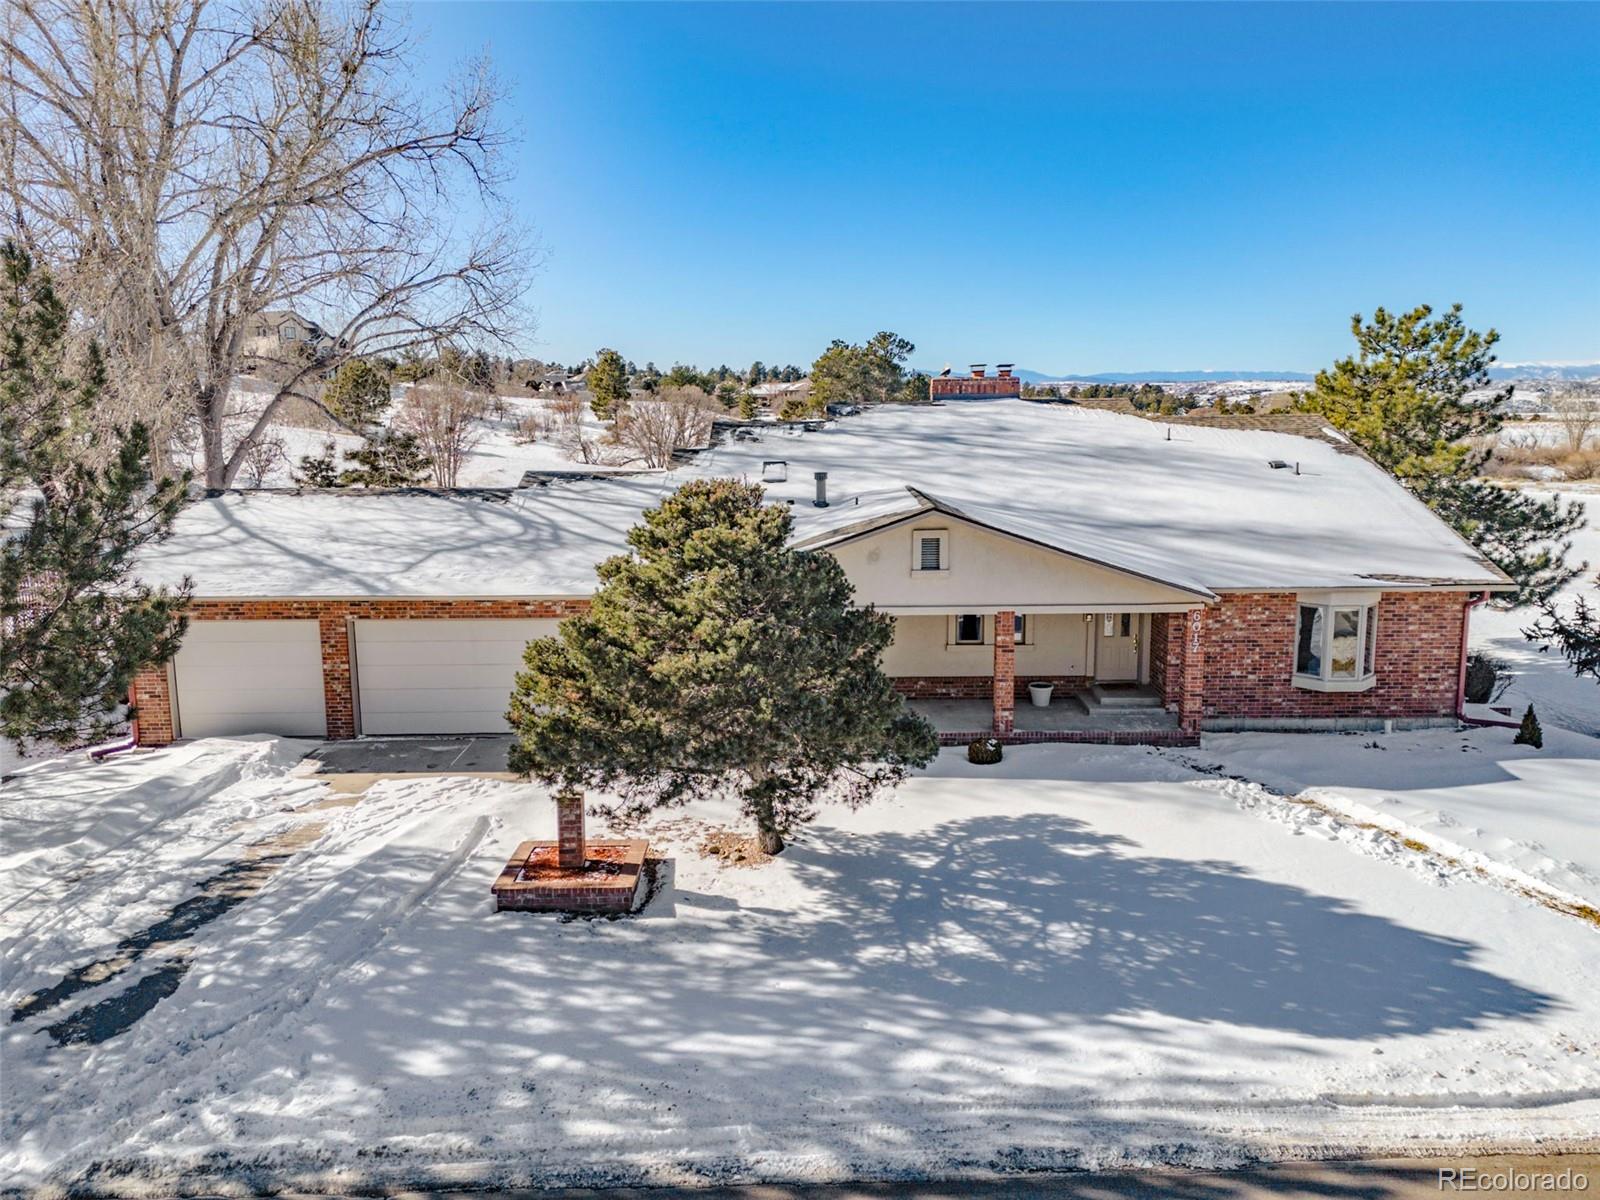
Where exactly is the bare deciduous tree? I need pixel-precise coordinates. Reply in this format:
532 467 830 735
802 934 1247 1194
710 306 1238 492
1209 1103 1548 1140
1551 395 1599 454
394 383 485 487
615 385 716 468
2 0 537 487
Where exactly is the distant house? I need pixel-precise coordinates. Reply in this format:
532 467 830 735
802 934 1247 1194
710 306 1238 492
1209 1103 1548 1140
240 310 335 361
131 367 1510 748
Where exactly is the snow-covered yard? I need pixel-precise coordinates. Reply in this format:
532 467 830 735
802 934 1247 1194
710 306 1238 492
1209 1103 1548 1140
3 731 1598 1193
1470 485 1600 737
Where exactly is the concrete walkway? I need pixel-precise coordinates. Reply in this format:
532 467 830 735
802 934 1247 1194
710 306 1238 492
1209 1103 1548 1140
379 1155 1600 1200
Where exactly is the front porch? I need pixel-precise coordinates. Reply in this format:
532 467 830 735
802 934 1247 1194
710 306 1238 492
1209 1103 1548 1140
910 687 1192 747
887 606 1203 748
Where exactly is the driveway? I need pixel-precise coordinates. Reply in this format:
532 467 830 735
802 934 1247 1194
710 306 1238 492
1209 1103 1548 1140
305 734 515 775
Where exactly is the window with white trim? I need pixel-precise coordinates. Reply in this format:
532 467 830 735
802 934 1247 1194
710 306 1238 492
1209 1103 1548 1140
1013 613 1028 644
953 614 984 644
912 529 948 572
1294 600 1379 691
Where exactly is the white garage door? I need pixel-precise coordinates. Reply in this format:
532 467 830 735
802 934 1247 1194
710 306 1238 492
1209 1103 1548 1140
173 620 326 738
353 619 558 736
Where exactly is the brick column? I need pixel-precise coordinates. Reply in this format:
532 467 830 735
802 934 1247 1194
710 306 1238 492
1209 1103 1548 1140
131 664 175 746
993 610 1016 736
1178 607 1206 735
556 791 586 869
318 612 356 738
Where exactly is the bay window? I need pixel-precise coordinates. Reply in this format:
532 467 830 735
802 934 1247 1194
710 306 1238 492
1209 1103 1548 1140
1293 595 1380 692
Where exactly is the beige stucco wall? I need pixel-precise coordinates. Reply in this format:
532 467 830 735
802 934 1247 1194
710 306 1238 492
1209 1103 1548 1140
883 613 1094 677
830 518 1202 612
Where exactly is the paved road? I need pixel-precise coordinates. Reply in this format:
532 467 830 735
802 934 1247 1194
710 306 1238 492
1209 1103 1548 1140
377 1155 1600 1200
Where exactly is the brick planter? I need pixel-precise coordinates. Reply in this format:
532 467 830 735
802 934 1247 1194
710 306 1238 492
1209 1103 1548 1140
491 838 651 915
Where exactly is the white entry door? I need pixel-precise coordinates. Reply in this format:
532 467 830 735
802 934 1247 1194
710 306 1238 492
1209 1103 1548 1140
172 620 326 738
1095 612 1140 682
352 618 559 735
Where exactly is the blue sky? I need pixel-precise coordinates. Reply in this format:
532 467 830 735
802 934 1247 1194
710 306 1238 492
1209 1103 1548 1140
409 2 1599 373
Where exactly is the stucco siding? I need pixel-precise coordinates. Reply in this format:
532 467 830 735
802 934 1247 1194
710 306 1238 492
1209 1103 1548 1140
882 613 1091 677
829 519 1203 612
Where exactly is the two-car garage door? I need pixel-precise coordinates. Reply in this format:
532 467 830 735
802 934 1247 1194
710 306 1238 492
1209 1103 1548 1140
352 619 558 735
170 617 555 739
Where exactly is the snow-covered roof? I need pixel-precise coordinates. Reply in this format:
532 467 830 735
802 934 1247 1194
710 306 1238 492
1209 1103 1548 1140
138 481 666 599
139 399 1510 599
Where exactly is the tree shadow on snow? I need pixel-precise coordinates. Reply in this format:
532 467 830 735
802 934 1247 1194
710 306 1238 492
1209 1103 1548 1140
769 814 1558 1039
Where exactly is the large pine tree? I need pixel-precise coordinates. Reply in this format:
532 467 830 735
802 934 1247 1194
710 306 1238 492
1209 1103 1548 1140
1 242 190 750
506 479 939 853
1297 304 1583 605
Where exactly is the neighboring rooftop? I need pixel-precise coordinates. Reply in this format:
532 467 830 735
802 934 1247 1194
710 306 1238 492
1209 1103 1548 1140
138 398 1510 599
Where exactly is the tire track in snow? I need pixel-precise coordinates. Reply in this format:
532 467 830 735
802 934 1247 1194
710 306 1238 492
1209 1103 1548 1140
8 794 497 1190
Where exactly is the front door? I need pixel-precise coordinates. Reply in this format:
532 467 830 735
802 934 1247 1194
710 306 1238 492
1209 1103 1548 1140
1095 612 1140 682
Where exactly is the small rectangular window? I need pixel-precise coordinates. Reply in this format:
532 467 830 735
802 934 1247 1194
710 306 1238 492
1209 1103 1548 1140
1119 612 1132 638
1330 608 1360 678
1364 604 1379 674
1295 605 1323 676
955 614 983 644
1013 613 1027 643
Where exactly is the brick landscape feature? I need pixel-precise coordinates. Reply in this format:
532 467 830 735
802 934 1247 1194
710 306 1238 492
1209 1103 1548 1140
490 839 650 915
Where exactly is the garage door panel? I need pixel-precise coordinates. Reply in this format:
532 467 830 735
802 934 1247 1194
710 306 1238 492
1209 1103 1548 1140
173 620 325 738
353 619 551 736
357 640 538 668
358 662 529 691
357 687 514 714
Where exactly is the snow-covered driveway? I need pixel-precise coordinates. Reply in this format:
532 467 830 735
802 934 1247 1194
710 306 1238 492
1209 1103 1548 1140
3 735 1598 1193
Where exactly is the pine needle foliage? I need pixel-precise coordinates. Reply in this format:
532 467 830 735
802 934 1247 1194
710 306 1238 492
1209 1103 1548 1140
1513 704 1543 749
1 242 190 750
507 479 939 853
1297 304 1583 605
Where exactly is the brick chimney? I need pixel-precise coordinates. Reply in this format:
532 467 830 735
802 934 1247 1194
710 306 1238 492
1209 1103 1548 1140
929 359 1023 401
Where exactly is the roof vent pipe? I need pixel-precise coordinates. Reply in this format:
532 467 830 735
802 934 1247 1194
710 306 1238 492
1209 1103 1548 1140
813 470 829 508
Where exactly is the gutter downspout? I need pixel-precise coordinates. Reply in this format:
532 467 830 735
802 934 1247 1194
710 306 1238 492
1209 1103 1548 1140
1455 590 1520 729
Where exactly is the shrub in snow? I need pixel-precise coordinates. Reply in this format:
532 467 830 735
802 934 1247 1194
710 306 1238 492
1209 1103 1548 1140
966 738 1003 765
1463 652 1510 705
1514 704 1543 750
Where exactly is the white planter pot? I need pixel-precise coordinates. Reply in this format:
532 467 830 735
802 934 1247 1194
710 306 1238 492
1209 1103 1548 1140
1028 682 1054 708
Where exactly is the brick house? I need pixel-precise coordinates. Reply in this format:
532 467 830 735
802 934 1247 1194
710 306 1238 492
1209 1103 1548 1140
132 378 1510 748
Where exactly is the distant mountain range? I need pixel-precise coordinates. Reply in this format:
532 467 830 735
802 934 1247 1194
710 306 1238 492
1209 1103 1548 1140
918 363 1600 384
1487 363 1600 382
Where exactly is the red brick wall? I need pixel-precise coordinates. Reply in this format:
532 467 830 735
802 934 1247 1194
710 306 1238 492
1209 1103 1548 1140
992 609 1016 735
137 597 589 746
130 663 175 744
1196 591 1466 722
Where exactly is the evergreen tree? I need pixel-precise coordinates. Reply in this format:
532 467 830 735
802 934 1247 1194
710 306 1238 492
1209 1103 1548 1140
1 242 190 750
1513 704 1543 749
1524 575 1600 684
588 347 629 420
507 479 939 854
294 442 342 487
1297 305 1583 605
339 431 432 486
322 358 393 429
809 331 915 415
294 433 431 487
737 391 759 420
